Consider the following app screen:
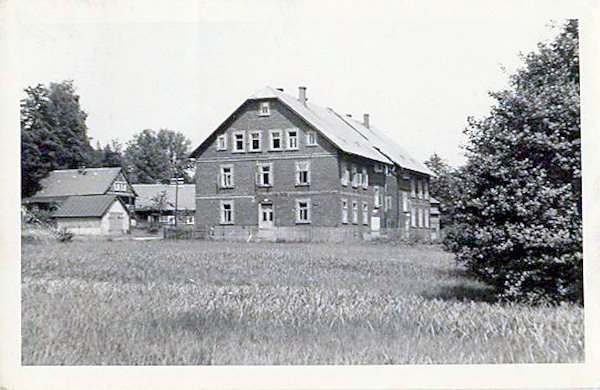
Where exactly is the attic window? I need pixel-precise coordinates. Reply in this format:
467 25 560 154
113 181 127 192
217 134 227 151
259 101 271 116
306 131 317 146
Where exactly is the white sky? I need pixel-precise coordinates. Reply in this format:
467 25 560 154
16 0 583 167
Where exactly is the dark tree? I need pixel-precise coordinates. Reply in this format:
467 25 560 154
447 20 581 303
21 81 93 197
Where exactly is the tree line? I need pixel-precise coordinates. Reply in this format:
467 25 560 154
426 20 581 304
20 80 193 198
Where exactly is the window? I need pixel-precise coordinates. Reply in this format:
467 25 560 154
270 130 282 150
362 202 369 225
357 170 363 188
374 186 381 208
219 165 234 188
113 181 127 192
352 200 358 224
411 207 417 227
216 134 227 151
341 198 349 224
418 179 423 199
258 101 270 116
249 131 262 152
233 131 245 152
384 165 390 176
186 216 195 225
296 161 310 185
424 180 429 199
424 209 430 228
385 196 392 212
220 200 234 224
306 131 317 146
287 129 298 150
257 163 273 187
418 208 424 228
402 191 408 212
411 178 416 197
351 165 358 188
341 163 350 186
362 168 368 189
296 199 310 223
374 163 383 173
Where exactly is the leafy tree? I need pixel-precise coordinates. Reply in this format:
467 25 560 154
21 80 93 197
91 139 126 169
448 20 581 303
124 129 192 184
424 153 460 229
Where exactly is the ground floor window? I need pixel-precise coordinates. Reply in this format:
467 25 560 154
185 215 195 225
411 207 416 227
220 200 234 224
352 200 358 224
362 202 369 225
424 209 430 228
341 198 348 224
418 208 424 228
296 199 311 224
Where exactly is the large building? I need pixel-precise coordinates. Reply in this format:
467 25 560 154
189 86 434 241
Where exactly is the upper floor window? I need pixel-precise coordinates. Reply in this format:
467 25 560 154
374 186 382 208
341 198 349 224
287 129 298 150
296 199 311 224
219 165 234 188
362 202 369 225
113 181 127 192
351 165 358 188
402 191 409 212
233 131 245 152
352 200 358 224
341 163 350 186
418 179 423 199
362 168 368 189
411 178 416 197
374 163 383 173
259 101 271 116
306 131 317 146
249 131 262 152
424 180 429 199
296 161 310 186
270 130 282 151
216 134 227 151
257 163 273 187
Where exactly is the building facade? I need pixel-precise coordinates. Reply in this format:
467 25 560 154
190 86 434 241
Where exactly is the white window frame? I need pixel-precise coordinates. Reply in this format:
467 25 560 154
362 168 368 189
424 209 430 228
411 178 416 197
232 131 246 153
295 161 310 186
402 191 409 212
374 163 383 173
220 200 234 224
418 208 424 228
341 198 349 224
216 134 227 151
385 195 392 212
186 215 195 225
269 130 283 151
341 163 350 186
424 180 429 199
113 181 127 192
418 179 423 199
249 131 262 152
411 207 417 227
374 186 381 208
351 165 358 188
295 198 311 224
352 200 358 225
287 129 299 150
258 101 271 116
219 164 234 188
306 131 317 146
362 202 369 225
257 162 273 187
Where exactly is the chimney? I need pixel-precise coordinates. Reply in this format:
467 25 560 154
363 113 370 128
276 88 284 92
345 114 352 118
298 86 307 106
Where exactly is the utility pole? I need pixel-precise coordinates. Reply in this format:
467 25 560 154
170 176 184 226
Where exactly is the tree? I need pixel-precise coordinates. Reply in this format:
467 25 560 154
424 153 460 229
447 20 581 303
124 129 192 184
91 139 126 169
21 80 94 197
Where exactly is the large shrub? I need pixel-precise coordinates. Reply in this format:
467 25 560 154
448 20 581 303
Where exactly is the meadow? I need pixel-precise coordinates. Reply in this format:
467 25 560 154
21 239 584 365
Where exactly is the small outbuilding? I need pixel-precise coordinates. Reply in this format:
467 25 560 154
52 194 130 235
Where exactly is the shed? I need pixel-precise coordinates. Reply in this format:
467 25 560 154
52 195 130 235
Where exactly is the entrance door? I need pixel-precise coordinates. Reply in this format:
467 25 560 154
258 204 274 229
108 212 122 233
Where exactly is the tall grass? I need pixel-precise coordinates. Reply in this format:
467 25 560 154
21 240 584 364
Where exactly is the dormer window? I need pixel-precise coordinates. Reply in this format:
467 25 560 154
259 101 271 116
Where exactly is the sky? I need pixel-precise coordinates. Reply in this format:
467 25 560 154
15 0 585 168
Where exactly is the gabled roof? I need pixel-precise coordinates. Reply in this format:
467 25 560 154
191 86 432 175
132 184 196 211
52 195 123 218
27 167 137 200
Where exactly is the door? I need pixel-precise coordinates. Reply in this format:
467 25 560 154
108 212 122 233
258 204 274 229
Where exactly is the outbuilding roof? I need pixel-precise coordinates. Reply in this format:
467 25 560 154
27 167 135 200
133 184 196 211
52 195 123 218
191 86 432 175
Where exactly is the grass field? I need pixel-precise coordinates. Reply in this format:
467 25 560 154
21 239 584 365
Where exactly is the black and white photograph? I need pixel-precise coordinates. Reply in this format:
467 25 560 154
1 0 599 389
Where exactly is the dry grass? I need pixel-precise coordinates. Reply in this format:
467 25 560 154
21 240 584 365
